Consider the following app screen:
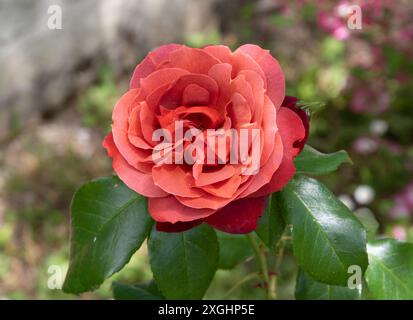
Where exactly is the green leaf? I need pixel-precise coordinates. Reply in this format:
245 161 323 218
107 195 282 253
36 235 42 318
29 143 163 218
217 231 253 270
63 176 152 294
255 193 285 249
296 101 326 114
354 208 379 240
366 239 413 299
112 281 164 300
294 145 352 175
148 224 219 299
280 175 368 285
296 270 361 300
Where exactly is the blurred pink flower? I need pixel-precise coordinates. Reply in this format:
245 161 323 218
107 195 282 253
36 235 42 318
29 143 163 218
333 26 350 40
391 226 407 241
390 181 413 219
403 183 413 208
318 11 349 40
350 87 391 114
353 137 378 155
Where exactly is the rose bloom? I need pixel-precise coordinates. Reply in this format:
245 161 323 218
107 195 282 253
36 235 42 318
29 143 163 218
103 44 309 234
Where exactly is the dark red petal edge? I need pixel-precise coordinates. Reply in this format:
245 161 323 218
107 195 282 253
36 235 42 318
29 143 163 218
156 219 203 233
204 196 267 234
281 96 310 152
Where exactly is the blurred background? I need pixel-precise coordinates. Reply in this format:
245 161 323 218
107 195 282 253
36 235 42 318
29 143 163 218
0 0 412 299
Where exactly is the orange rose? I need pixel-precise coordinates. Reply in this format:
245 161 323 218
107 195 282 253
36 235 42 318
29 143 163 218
103 44 308 233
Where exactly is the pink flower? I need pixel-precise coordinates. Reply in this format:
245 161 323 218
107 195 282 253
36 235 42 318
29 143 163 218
318 11 349 40
392 226 407 241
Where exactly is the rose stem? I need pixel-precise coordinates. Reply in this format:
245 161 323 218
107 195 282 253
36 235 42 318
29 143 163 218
246 233 275 299
270 237 288 300
223 272 259 299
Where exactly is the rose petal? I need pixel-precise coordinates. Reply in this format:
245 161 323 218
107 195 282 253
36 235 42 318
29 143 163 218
228 92 252 127
128 105 152 150
203 45 233 64
103 133 167 197
148 196 215 223
238 69 265 123
182 84 211 106
205 196 266 234
251 153 295 197
238 44 285 109
176 192 233 210
230 74 255 115
281 96 309 152
175 106 224 129
112 90 153 167
201 175 242 199
160 46 220 74
251 105 307 197
139 101 159 146
130 44 182 89
194 165 236 187
276 106 306 158
139 68 189 97
156 220 203 233
208 63 233 111
159 74 219 109
231 49 266 84
238 132 283 197
152 165 204 198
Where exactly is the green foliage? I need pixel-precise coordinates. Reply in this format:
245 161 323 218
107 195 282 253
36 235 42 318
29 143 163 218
296 271 361 300
61 152 413 300
112 281 164 300
255 193 285 249
63 176 152 294
279 175 368 285
185 28 222 48
5 0 412 301
354 208 380 240
294 145 352 175
78 65 119 131
216 231 253 270
60 151 413 300
366 239 413 299
57 1 413 300
321 37 345 63
148 224 219 300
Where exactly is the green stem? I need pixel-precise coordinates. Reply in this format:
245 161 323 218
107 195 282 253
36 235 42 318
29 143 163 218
275 240 286 274
270 238 286 300
246 234 275 299
268 274 277 300
224 272 259 298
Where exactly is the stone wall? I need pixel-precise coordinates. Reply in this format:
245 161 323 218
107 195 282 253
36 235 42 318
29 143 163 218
0 0 217 140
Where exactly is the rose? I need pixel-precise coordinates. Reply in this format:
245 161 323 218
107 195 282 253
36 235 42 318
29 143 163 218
103 44 308 234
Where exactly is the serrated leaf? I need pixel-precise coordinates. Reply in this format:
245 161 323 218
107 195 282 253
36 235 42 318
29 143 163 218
148 224 219 300
294 145 351 175
280 175 368 286
217 231 253 270
366 239 413 299
255 193 285 249
112 281 164 300
63 176 152 294
295 270 361 300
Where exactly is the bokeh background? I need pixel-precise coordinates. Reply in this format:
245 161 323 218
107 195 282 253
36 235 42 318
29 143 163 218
0 0 412 299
